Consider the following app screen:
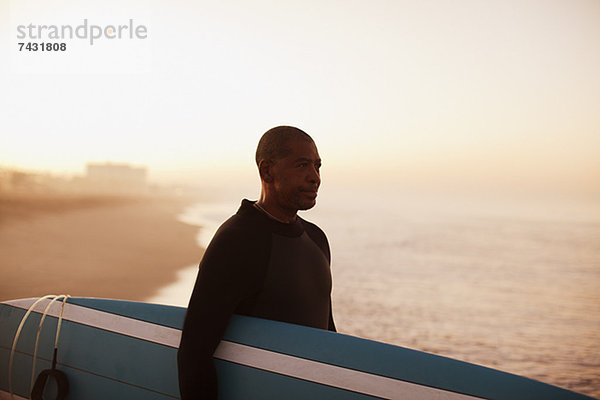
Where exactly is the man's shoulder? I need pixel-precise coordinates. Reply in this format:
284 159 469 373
298 216 326 236
214 212 267 241
209 201 273 248
298 216 329 253
201 210 272 268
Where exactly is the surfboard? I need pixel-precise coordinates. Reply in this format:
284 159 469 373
0 297 594 400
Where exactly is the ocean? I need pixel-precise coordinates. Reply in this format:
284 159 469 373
149 187 600 398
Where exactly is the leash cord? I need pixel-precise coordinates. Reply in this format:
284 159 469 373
8 294 71 400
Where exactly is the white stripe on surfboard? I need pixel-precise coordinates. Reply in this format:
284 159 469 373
214 341 483 400
4 298 484 400
4 298 181 347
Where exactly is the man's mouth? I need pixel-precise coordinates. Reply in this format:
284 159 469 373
301 189 318 199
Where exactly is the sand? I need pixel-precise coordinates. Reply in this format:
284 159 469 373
0 192 203 302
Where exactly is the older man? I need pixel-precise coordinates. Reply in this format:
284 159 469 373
177 126 336 399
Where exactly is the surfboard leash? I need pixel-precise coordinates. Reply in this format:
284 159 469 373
8 294 71 400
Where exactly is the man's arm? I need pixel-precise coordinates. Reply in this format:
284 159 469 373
177 224 268 399
177 272 223 399
302 219 336 333
302 220 336 333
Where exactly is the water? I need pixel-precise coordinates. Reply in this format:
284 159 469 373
149 188 600 398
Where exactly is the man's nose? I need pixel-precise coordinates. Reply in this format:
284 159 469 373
307 165 320 185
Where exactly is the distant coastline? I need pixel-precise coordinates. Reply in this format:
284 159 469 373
0 192 204 302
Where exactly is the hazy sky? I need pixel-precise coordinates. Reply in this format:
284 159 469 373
1 0 599 194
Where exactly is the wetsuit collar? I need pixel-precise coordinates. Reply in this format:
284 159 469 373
238 199 305 237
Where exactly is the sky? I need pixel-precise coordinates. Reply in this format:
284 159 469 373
1 0 599 197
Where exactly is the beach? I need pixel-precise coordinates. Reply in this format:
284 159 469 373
0 192 203 302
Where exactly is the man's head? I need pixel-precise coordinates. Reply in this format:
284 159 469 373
255 126 314 166
256 126 322 220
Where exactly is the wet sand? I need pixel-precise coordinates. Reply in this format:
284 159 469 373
0 193 203 302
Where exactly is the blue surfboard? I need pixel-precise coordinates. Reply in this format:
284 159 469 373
0 297 595 400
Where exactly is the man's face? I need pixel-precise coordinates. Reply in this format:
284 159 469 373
270 138 322 213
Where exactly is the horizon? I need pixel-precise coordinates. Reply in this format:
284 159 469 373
1 0 599 201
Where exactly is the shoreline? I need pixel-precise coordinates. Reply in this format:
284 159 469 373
0 192 204 302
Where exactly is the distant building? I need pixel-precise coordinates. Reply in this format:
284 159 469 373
84 162 148 194
0 169 40 192
0 163 152 195
0 167 12 192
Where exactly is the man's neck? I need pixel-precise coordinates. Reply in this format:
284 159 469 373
254 199 297 224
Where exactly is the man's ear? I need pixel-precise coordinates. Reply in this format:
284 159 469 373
258 159 274 183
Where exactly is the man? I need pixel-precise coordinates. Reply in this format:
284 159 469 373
177 126 336 399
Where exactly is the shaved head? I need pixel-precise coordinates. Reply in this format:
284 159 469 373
255 126 314 166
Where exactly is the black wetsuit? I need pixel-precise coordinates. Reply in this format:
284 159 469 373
177 199 336 399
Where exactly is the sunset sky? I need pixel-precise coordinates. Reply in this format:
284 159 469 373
1 0 599 195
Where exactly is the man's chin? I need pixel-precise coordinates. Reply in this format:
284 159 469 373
298 199 317 211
